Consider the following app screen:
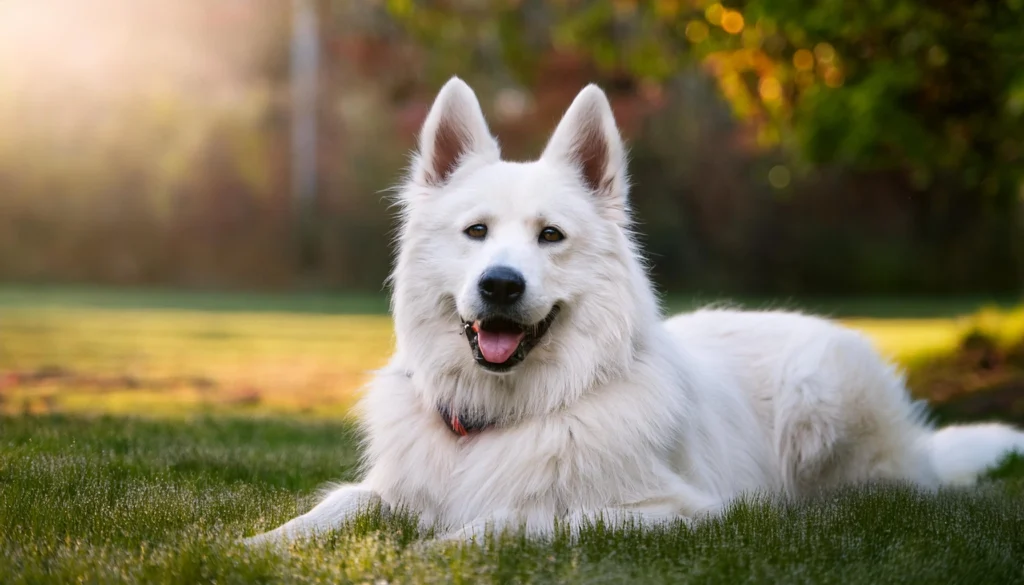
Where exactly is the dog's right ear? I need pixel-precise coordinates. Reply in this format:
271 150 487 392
412 77 500 188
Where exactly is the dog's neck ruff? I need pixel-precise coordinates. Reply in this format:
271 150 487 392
437 403 494 436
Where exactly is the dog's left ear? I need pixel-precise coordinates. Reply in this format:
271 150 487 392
541 85 629 223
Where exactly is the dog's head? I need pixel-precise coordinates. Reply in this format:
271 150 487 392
389 78 660 421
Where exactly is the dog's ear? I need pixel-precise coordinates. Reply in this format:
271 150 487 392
541 85 629 223
412 77 500 188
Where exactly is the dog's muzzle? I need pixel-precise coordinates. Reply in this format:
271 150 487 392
463 305 560 372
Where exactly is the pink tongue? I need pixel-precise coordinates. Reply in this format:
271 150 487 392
476 327 526 364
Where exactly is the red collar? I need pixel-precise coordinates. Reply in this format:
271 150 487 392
437 403 493 436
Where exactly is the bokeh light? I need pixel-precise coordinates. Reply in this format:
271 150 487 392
685 20 710 44
768 165 791 188
721 11 745 35
705 3 724 26
813 42 836 65
758 77 782 102
793 49 815 71
823 66 844 88
927 45 948 67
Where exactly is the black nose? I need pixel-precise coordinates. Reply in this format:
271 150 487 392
478 266 526 306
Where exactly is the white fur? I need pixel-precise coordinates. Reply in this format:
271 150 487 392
246 77 1024 546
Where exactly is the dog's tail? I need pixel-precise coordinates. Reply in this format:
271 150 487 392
926 423 1024 486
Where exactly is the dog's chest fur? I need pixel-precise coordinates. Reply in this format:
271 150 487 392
360 370 592 529
357 350 768 532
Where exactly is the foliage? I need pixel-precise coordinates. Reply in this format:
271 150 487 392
381 0 1024 294
1 2 1020 294
388 0 1024 194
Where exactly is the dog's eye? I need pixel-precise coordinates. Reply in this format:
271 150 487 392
539 227 565 243
464 224 488 240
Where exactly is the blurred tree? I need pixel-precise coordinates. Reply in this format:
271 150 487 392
386 0 1024 288
2 1 1020 294
388 0 1024 193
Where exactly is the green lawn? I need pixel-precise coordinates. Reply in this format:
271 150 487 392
2 286 1024 583
3 286 1021 416
2 415 1022 584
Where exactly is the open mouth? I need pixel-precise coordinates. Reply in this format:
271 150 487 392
463 306 560 372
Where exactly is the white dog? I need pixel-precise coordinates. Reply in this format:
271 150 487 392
247 77 1024 545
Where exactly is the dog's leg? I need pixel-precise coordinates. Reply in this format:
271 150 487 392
243 483 385 547
436 507 546 544
565 492 724 538
775 395 842 495
440 490 724 544
436 515 509 543
773 332 861 495
565 507 691 534
441 505 713 545
773 328 942 494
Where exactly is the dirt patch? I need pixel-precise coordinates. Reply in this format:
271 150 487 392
910 330 1024 425
0 365 218 393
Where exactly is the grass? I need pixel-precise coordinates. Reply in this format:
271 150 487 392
0 307 393 417
2 286 1024 583
3 286 1022 416
2 415 1022 584
0 285 393 315
1 284 1018 318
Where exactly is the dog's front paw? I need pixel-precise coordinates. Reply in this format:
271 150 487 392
564 507 693 538
240 529 289 551
437 518 494 545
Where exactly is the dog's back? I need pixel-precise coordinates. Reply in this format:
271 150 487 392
665 308 1023 494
